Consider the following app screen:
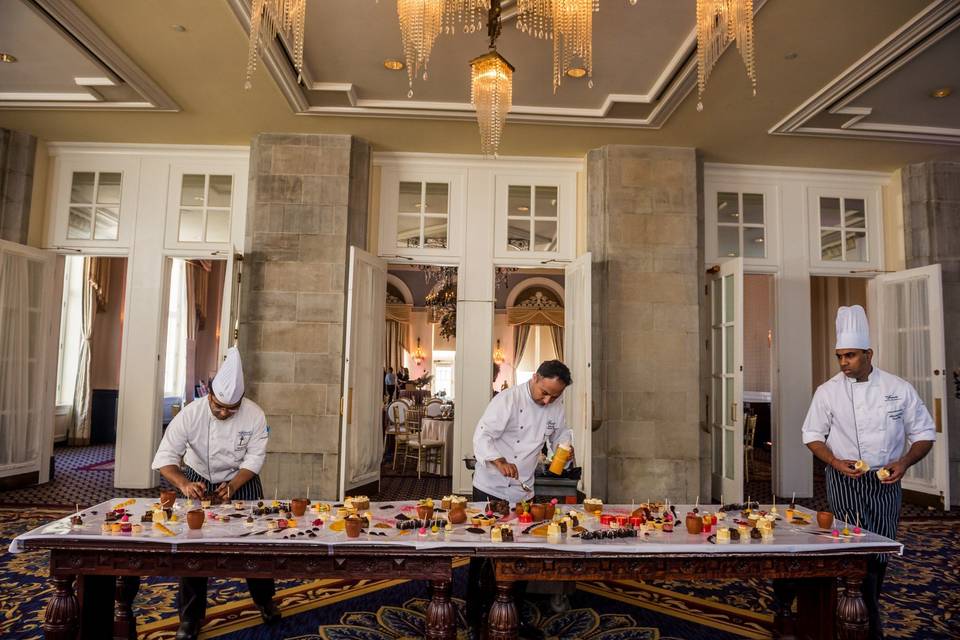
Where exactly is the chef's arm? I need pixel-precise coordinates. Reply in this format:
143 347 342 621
805 441 861 478
897 440 933 469
158 464 205 499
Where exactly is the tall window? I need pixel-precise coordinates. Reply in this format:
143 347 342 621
66 171 121 240
507 185 558 252
515 325 558 385
716 191 765 258
163 260 188 398
177 174 233 243
432 350 455 399
818 196 867 262
55 256 84 406
397 181 449 249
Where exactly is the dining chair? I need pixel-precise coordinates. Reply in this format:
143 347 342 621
744 413 758 482
385 401 409 471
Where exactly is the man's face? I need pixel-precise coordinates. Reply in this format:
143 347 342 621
835 349 873 379
530 374 567 406
208 393 241 421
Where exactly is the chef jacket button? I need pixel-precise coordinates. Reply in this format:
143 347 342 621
517 440 520 443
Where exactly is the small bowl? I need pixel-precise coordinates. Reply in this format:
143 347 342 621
816 511 834 529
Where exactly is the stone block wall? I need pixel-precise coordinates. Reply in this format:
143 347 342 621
0 129 37 244
241 133 370 499
587 145 701 502
902 161 960 507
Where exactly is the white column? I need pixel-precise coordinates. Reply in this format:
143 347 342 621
114 158 169 488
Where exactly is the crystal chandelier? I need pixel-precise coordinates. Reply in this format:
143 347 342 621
396 0 490 96
470 1 513 157
245 0 307 89
516 0 600 94
695 0 757 110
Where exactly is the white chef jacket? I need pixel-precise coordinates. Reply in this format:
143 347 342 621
473 381 572 503
801 367 936 469
151 396 269 484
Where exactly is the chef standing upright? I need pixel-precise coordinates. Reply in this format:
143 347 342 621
802 305 935 639
152 347 280 640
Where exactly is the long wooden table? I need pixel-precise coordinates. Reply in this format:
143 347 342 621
12 501 901 639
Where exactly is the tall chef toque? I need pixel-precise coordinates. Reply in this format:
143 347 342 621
212 347 245 405
835 305 871 351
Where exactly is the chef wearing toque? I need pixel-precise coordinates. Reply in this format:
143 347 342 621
152 347 279 639
801 305 935 639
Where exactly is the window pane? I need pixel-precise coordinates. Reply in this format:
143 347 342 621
205 209 230 243
424 183 448 214
70 172 95 204
67 206 93 239
507 219 530 251
718 225 739 257
743 227 765 258
712 279 721 325
717 192 739 223
844 198 866 229
725 325 733 374
208 175 233 208
742 193 763 225
820 229 843 261
508 185 531 216
820 197 841 228
723 273 734 323
724 377 734 427
533 220 558 251
181 175 206 206
712 377 721 425
534 186 558 217
713 327 722 372
724 428 734 479
846 231 868 261
712 426 722 474
423 216 448 249
399 181 421 213
97 172 122 205
93 207 119 240
397 214 420 248
178 209 204 242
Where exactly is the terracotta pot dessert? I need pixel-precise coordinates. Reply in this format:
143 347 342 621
530 503 546 521
544 501 557 520
448 504 467 524
187 509 205 530
291 498 309 517
159 489 177 508
816 511 834 529
417 499 434 521
685 513 703 534
344 516 363 538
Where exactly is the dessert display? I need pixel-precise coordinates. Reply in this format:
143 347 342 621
291 498 309 516
187 510 205 530
345 496 370 511
416 498 435 521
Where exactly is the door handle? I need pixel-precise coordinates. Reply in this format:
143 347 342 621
935 398 942 433
730 402 737 423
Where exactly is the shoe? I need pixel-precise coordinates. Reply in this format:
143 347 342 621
174 621 199 640
518 620 545 640
256 601 282 625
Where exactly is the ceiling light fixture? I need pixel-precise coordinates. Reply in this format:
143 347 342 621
0 53 17 64
171 24 187 32
930 87 952 99
694 0 757 110
245 0 307 89
384 59 405 71
517 0 599 93
471 1 513 156
566 67 587 78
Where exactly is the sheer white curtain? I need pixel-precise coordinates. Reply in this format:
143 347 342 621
882 277 934 484
69 258 94 445
164 260 188 400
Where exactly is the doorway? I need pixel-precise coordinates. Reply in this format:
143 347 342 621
743 273 775 501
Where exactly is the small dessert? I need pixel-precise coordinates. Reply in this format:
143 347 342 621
418 527 428 537
663 522 674 532
131 524 143 535
245 517 255 527
500 525 514 542
730 528 741 541
583 498 603 515
749 527 762 540
154 523 175 537
444 522 454 533
120 522 132 533
70 515 84 527
101 523 111 534
168 513 180 523
233 500 246 510
200 499 211 509
490 526 502 542
737 523 750 537
717 527 730 543
853 459 869 473
547 522 562 543
517 510 533 524
267 520 278 530
842 525 851 536
347 496 370 511
152 508 167 523
760 527 773 541
344 515 363 538
831 529 840 538
416 499 435 521
431 524 440 535
876 467 892 481
110 522 121 533
441 495 454 510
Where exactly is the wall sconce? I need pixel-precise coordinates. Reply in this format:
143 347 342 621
493 339 505 365
413 337 425 366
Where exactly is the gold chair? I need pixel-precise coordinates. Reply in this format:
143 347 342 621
744 413 758 482
385 402 409 471
400 408 444 478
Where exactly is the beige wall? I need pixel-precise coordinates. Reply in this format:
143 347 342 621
90 258 127 390
882 171 905 272
27 140 49 248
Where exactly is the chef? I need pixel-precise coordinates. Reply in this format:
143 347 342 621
801 305 935 639
467 359 574 639
152 347 279 640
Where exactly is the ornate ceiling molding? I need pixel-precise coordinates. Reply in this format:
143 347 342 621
769 0 960 145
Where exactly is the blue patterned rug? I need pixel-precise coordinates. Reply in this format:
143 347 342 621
3 506 958 639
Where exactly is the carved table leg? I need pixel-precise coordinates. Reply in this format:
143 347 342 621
44 576 80 640
426 580 457 640
113 576 140 639
795 577 836 640
487 580 518 640
837 575 869 640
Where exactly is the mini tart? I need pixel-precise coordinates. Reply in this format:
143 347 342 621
131 524 143 535
329 520 346 532
854 459 869 473
876 467 892 480
471 514 496 527
528 523 550 537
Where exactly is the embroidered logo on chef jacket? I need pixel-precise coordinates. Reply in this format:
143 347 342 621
235 430 253 450
545 420 557 433
884 393 901 402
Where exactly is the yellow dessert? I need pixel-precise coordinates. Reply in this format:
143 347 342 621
152 508 167 523
131 524 143 535
490 526 502 542
717 527 730 543
547 522 562 543
876 467 892 481
854 459 869 473
154 523 176 537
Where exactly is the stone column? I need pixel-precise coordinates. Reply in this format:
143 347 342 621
901 161 960 506
242 133 370 499
586 145 701 502
0 128 37 244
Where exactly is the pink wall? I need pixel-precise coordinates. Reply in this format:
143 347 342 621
89 258 127 390
187 260 226 397
744 274 773 393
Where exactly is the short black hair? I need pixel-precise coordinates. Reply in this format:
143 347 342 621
536 360 572 386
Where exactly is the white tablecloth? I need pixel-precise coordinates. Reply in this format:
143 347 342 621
421 417 454 475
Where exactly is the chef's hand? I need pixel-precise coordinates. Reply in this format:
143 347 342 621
880 460 907 484
831 458 865 478
215 482 233 502
179 481 206 499
492 459 519 479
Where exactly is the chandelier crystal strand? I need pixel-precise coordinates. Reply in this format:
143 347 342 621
245 0 307 89
516 0 599 94
443 0 489 34
695 0 756 111
470 51 513 157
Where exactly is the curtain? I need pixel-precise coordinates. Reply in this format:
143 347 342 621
513 325 531 374
88 257 111 312
549 325 564 361
70 258 95 445
506 307 563 326
385 320 405 374
0 252 37 466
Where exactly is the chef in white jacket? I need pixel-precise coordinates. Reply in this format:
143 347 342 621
152 347 279 640
467 360 574 639
801 305 935 640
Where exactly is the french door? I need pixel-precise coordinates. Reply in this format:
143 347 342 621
710 258 744 504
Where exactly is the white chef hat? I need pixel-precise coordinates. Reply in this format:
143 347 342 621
835 305 871 350
212 347 245 405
